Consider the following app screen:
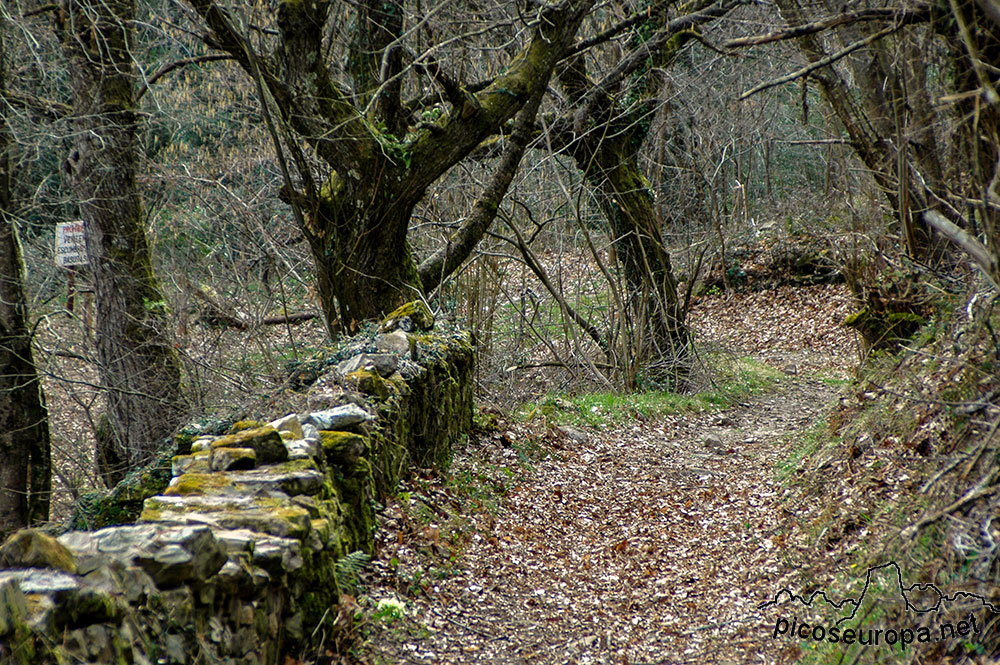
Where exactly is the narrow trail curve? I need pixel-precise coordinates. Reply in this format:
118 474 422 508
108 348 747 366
362 377 839 665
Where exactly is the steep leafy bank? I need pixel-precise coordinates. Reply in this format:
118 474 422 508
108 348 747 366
772 287 999 663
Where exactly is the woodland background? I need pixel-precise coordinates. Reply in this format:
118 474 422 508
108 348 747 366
1 0 999 660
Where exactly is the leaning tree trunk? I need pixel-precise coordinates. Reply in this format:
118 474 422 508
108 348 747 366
60 0 186 484
0 14 51 533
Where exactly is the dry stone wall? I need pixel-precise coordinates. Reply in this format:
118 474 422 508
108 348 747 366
0 308 473 665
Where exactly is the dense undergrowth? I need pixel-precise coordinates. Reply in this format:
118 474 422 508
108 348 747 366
772 283 1000 664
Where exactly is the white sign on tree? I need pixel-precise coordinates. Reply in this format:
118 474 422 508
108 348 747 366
55 221 88 267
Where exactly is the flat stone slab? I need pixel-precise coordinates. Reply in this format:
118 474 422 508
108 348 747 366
0 569 80 596
208 426 288 465
0 569 120 633
139 496 313 540
285 438 319 461
225 467 326 496
337 353 398 378
58 525 227 587
164 466 325 498
302 404 373 430
213 529 303 574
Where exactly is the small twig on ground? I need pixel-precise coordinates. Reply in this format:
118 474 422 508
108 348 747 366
429 607 501 640
958 412 1000 482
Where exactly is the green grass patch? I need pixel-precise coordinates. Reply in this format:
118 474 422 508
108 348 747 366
776 420 833 484
520 356 783 428
814 372 852 388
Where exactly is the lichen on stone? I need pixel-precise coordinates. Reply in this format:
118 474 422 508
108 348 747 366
227 420 265 434
342 368 390 400
319 431 367 472
380 300 434 333
210 426 287 465
163 473 237 497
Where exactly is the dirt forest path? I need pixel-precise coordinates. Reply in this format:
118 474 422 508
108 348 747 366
357 285 857 665
361 377 838 665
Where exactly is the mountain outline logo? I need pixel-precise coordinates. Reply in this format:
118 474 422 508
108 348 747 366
758 561 999 626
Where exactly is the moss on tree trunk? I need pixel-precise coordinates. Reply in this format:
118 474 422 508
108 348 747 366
61 0 187 482
0 16 51 533
585 143 690 389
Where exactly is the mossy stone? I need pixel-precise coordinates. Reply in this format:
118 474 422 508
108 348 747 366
0 579 31 642
320 431 367 470
845 305 926 352
210 426 287 465
0 530 77 574
227 420 265 434
50 588 120 632
171 450 211 476
380 300 434 332
343 369 389 400
844 307 869 327
163 473 237 497
68 444 177 529
210 447 257 471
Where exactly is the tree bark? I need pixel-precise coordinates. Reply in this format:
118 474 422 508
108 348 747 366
564 126 690 388
349 0 405 136
307 189 426 334
546 6 730 388
60 0 187 483
0 15 51 533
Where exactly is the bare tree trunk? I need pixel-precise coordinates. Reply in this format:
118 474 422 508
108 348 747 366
550 14 713 388
60 0 187 484
582 139 690 388
307 196 426 334
0 15 51 533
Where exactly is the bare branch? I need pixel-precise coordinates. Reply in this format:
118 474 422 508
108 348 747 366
777 138 853 145
724 6 931 48
400 0 592 204
504 218 609 354
567 0 673 56
136 54 233 101
976 0 1000 26
419 84 545 291
923 211 1000 289
3 90 70 119
573 0 741 129
738 23 902 101
949 0 1000 104
21 4 59 18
